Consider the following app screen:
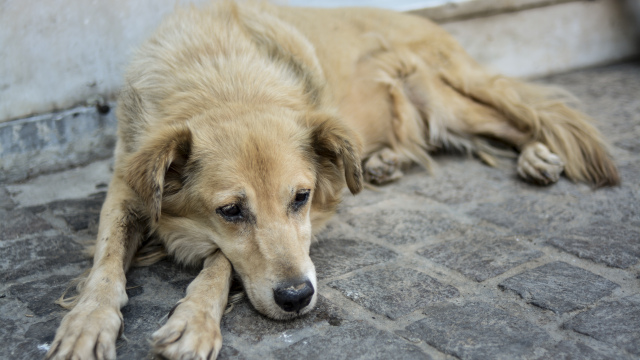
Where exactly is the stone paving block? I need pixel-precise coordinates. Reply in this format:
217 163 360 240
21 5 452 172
0 208 54 241
328 267 458 319
468 198 576 235
417 235 543 282
547 63 640 140
573 187 640 228
7 274 75 316
11 318 64 359
499 261 619 314
310 237 397 280
117 302 172 359
272 321 431 360
616 138 640 154
400 159 509 204
26 191 106 233
127 258 200 292
406 302 552 360
218 346 247 360
565 294 640 356
537 340 632 360
0 317 23 359
4 338 49 360
23 318 59 346
222 296 345 343
0 186 16 210
547 222 640 269
0 234 86 281
618 163 640 199
338 185 399 211
347 209 459 245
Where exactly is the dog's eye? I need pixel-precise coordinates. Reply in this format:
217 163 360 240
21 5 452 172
217 204 242 221
292 190 310 211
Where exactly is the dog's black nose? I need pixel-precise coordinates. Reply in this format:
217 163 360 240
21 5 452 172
273 279 314 312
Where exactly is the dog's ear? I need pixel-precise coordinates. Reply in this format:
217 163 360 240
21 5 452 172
308 113 363 195
124 123 192 222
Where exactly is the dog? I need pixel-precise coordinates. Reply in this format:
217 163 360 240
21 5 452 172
46 1 619 359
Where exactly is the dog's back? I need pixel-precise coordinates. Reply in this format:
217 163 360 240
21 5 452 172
272 4 619 186
117 2 329 155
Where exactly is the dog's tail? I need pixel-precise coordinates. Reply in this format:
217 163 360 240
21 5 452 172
441 55 619 187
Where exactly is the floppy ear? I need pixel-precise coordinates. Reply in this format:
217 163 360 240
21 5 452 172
124 123 192 222
308 113 363 195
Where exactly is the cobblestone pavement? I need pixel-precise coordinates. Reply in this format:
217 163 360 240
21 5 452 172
1 62 639 360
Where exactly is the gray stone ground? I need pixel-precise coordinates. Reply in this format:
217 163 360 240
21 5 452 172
1 62 639 360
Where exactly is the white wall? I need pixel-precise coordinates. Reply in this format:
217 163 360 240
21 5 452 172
442 0 640 78
0 0 209 122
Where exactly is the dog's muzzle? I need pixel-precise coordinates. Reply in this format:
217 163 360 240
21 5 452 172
273 279 314 313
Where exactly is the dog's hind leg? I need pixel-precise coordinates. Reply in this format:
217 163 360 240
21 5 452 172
414 72 567 185
46 174 144 360
381 51 567 185
448 95 566 185
151 250 232 360
435 50 619 186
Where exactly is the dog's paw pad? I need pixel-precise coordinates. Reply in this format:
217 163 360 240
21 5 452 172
517 142 564 185
363 148 404 184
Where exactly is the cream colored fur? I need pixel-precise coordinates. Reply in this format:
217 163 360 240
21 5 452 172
47 1 618 360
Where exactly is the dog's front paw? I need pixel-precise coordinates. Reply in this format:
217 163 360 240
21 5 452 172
46 305 123 360
152 301 222 360
363 148 404 184
517 142 564 185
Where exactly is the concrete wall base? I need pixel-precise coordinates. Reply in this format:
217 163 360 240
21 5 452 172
0 105 116 183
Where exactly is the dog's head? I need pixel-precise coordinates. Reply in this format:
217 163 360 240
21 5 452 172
124 107 362 319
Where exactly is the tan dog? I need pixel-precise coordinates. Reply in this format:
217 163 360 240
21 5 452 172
47 1 619 359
